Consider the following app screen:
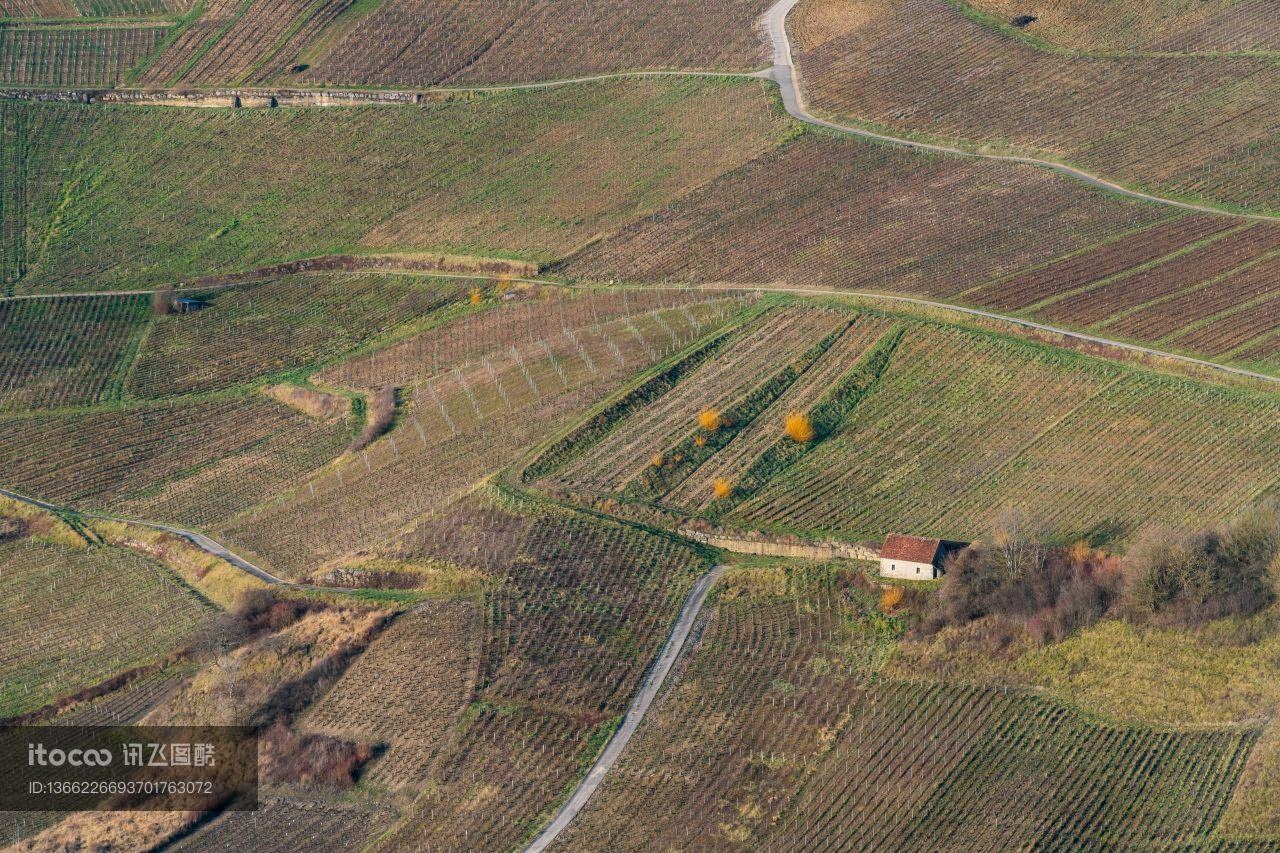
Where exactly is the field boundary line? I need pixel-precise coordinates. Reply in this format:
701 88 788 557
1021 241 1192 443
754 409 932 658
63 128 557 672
524 564 726 852
10 268 1278 386
688 284 1280 388
760 0 1280 224
0 268 564 301
0 486 295 586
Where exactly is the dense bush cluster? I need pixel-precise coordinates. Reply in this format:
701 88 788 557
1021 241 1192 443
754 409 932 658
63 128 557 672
921 504 1280 643
1124 504 1280 628
921 527 1122 644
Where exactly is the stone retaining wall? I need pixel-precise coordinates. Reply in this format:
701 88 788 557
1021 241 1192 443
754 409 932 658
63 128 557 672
0 87 459 108
680 527 880 561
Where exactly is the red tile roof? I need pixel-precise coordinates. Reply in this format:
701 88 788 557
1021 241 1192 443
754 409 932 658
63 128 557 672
880 534 942 564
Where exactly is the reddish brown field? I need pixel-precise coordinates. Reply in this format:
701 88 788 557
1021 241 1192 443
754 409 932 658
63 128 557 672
966 218 1236 311
561 135 1167 297
291 0 772 88
1038 224 1280 326
1106 254 1280 342
793 0 1280 213
1167 295 1280 357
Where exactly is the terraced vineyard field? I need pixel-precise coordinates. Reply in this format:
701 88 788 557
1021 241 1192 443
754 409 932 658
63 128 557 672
301 599 479 790
662 315 898 510
768 681 1257 849
287 0 772 88
0 293 148 411
372 494 713 851
316 288 730 391
129 274 470 397
0 395 352 527
141 0 348 86
558 563 897 849
0 537 214 718
0 24 167 86
562 134 1172 298
961 0 1280 53
730 322 1280 543
792 0 1280 213
540 305 1280 545
545 305 850 495
563 130 1280 366
221 296 745 577
7 79 787 292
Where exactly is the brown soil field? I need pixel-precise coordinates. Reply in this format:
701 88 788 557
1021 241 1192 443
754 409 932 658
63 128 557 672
286 0 773 88
301 600 480 790
1038 224 1280 325
561 135 1170 297
793 0 1280 213
962 0 1280 53
143 0 349 86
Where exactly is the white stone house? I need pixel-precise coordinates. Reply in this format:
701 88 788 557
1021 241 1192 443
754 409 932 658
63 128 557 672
878 534 962 580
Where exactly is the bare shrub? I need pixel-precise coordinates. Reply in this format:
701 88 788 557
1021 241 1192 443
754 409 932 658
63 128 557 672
151 286 174 316
0 515 26 543
1123 503 1279 628
350 386 397 451
259 721 376 788
232 588 322 635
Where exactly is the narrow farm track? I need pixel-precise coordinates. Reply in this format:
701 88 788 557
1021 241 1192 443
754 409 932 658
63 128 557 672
0 486 294 586
713 284 1280 387
761 0 1280 224
525 564 726 853
7 261 1279 386
0 268 562 302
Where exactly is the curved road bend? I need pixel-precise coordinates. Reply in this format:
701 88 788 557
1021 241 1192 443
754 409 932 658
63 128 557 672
0 486 294 586
761 0 1280 224
525 565 727 852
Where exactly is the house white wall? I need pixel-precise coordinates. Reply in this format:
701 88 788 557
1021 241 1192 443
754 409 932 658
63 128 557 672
878 558 938 580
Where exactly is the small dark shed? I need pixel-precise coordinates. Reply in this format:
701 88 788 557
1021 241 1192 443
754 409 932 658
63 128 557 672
173 297 208 314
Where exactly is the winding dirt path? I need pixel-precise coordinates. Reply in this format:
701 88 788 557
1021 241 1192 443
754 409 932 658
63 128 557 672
0 486 294 586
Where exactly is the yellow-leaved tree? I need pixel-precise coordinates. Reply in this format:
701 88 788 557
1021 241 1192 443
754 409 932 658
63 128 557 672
785 412 815 443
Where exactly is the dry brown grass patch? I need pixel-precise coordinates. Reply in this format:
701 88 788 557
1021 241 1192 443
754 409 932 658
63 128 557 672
263 383 349 421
